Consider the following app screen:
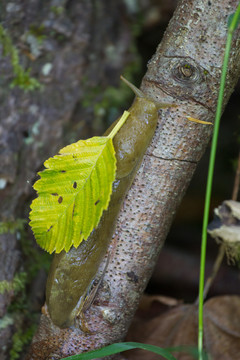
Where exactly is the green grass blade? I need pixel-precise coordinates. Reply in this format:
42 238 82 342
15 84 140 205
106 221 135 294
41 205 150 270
61 342 177 360
198 3 240 359
167 346 208 360
227 5 240 31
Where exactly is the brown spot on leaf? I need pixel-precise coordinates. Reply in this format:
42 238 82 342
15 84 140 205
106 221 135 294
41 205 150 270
47 226 53 232
58 196 63 204
95 199 100 205
61 170 66 173
51 193 58 196
73 182 77 189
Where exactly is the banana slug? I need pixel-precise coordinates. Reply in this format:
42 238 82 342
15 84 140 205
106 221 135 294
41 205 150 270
46 77 173 328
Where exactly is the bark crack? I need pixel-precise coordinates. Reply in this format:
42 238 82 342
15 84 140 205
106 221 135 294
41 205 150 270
147 152 198 164
145 78 215 114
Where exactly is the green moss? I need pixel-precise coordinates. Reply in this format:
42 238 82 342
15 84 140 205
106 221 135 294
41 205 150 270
0 272 27 295
50 5 65 16
81 58 141 133
0 314 14 329
0 219 26 235
80 80 131 131
0 216 50 307
95 67 141 124
0 24 42 91
10 325 36 360
80 12 142 128
28 25 46 44
80 8 142 127
81 84 102 109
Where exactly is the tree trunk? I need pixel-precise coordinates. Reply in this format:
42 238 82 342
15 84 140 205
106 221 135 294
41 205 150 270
0 1 141 358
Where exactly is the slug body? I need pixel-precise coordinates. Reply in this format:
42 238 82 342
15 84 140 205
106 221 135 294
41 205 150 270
46 80 165 328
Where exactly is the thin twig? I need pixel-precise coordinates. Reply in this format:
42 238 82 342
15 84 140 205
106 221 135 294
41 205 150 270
201 245 225 301
231 151 240 201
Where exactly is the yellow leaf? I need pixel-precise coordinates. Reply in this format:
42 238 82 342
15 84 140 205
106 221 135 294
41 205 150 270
29 111 129 253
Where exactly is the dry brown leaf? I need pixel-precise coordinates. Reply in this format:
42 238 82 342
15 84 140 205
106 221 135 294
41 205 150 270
137 294 182 319
126 303 198 360
139 294 182 309
126 295 240 360
208 200 240 263
204 295 240 360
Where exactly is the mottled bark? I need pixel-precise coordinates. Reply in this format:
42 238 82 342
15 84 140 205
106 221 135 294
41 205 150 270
0 0 138 358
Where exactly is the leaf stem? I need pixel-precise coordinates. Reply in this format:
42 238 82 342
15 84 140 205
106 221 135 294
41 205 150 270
107 111 130 139
198 5 240 359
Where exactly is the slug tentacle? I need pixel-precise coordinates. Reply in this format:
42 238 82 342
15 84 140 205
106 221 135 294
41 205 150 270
120 75 145 98
120 75 177 111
